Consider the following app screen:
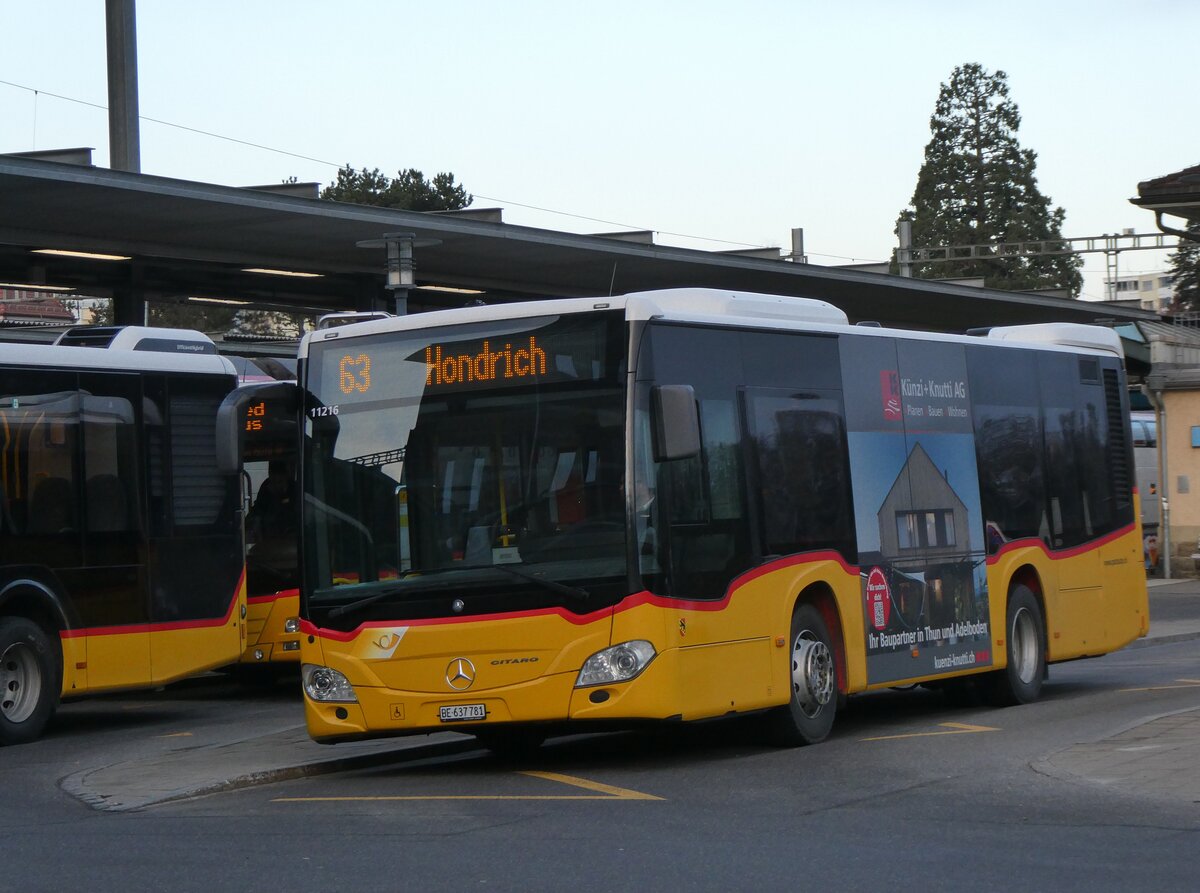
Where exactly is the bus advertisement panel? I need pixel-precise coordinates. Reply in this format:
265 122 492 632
839 336 991 685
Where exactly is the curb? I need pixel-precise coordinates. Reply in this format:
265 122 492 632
1127 630 1200 649
62 731 478 813
1031 705 1200 793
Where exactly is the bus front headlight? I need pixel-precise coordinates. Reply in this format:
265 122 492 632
302 664 358 703
575 640 656 687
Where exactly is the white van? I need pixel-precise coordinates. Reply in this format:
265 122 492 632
1131 411 1159 568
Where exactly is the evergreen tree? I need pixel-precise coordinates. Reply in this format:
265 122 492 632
321 165 471 211
1167 223 1200 312
898 63 1083 296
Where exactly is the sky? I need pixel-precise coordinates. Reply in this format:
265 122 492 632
2 1 1197 302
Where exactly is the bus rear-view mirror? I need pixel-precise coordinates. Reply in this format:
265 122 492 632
651 384 700 462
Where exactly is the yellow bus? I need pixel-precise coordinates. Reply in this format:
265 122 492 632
234 289 1147 750
234 383 302 668
0 327 247 745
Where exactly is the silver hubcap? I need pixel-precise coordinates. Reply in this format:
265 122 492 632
1 641 41 724
1010 607 1038 685
791 632 834 717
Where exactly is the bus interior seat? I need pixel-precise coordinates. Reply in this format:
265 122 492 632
464 525 492 565
28 476 76 534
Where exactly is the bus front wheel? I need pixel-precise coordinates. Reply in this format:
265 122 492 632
768 603 838 746
0 617 61 746
985 584 1045 707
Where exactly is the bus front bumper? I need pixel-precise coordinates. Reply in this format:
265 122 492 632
303 649 686 742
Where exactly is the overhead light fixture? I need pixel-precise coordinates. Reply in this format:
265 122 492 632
189 296 250 305
32 248 131 261
0 281 74 292
416 284 485 295
241 267 323 278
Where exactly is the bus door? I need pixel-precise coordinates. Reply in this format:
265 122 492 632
75 374 152 689
1037 353 1106 649
145 375 244 683
242 394 300 598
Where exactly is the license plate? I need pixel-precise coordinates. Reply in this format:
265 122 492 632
439 703 486 723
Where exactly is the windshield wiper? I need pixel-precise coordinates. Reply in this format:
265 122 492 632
488 563 590 602
326 574 457 619
325 563 588 619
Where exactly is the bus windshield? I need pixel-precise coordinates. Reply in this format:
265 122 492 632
302 311 628 621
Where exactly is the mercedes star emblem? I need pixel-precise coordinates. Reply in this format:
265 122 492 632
446 657 476 691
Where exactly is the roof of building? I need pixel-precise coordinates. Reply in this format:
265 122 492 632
1132 163 1200 225
0 294 75 323
1 153 1158 333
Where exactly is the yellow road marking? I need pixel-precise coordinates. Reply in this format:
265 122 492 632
862 721 1000 742
272 770 663 803
156 732 194 738
1119 678 1200 693
519 771 663 800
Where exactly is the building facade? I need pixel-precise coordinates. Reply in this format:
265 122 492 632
1107 272 1176 312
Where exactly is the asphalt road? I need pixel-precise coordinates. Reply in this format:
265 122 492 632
4 635 1199 892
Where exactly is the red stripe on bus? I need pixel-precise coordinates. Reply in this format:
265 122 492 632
985 523 1138 564
302 551 860 641
61 570 245 639
248 588 299 605
301 599 620 641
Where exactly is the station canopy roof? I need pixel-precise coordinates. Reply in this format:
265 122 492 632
1132 164 1200 227
0 152 1158 332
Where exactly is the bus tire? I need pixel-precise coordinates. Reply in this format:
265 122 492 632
767 603 838 746
0 617 61 746
985 584 1045 707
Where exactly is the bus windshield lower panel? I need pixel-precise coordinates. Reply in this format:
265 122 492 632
302 313 629 627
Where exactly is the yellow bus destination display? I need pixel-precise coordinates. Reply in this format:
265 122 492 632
244 397 295 442
339 354 371 394
245 400 267 432
312 314 621 408
425 336 546 387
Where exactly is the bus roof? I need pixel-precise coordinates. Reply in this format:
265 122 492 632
0 327 237 376
299 288 1124 360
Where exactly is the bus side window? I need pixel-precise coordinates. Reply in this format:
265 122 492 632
78 383 140 537
0 375 80 539
744 390 854 561
967 345 1046 549
658 396 751 600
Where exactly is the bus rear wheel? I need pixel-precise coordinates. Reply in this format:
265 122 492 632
985 584 1045 707
768 603 838 746
0 617 61 746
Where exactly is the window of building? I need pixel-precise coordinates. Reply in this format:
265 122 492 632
895 509 956 550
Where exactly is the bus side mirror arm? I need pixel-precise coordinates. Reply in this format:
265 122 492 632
651 384 701 462
215 381 300 474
